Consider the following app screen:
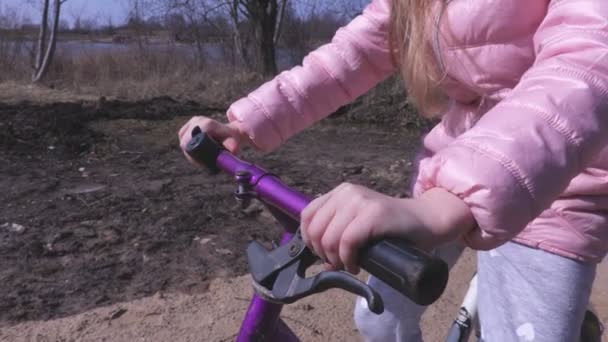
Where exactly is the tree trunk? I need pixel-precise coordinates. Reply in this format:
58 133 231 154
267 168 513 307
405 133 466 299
32 0 63 83
250 0 278 76
33 0 50 73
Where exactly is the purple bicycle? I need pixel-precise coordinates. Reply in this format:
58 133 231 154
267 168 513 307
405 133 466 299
185 127 450 341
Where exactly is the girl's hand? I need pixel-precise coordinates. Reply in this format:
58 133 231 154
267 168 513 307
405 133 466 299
178 116 251 163
300 184 475 274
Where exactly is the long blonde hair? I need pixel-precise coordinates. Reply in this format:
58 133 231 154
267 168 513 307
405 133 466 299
390 0 447 117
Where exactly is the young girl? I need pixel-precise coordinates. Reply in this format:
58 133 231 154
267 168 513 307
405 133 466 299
179 0 608 340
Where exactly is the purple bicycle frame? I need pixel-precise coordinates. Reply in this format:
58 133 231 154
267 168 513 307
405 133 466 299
214 151 310 342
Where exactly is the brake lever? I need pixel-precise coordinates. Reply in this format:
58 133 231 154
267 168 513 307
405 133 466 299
247 230 384 314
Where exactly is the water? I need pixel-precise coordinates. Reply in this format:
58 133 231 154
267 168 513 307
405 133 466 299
6 40 301 70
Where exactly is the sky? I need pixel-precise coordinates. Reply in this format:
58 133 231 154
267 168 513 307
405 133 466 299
1 0 128 26
0 0 368 27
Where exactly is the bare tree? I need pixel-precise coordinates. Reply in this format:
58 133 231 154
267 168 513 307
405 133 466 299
227 0 289 76
32 0 68 83
154 0 347 75
160 0 228 67
225 0 251 69
126 0 151 51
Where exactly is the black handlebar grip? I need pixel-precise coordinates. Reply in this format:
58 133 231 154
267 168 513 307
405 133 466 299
359 239 449 306
185 127 224 173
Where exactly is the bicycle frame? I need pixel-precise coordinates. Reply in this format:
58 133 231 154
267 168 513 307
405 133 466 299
212 150 309 341
446 274 479 342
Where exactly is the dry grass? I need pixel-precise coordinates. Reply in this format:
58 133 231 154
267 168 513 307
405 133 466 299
0 43 266 106
49 47 268 106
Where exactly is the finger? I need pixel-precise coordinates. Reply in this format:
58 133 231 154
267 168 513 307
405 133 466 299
178 121 193 150
196 120 243 152
178 116 198 139
179 117 212 149
180 117 219 139
181 149 202 168
323 262 338 271
301 183 351 229
305 195 338 263
223 136 240 154
300 192 333 245
321 206 357 269
339 215 374 274
178 122 189 141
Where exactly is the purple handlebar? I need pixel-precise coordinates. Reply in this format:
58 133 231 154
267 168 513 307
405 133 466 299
217 152 311 223
185 129 449 341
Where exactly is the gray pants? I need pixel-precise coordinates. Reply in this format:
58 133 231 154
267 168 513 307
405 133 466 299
354 241 596 342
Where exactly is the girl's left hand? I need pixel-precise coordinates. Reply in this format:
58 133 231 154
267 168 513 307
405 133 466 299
301 183 428 274
300 183 476 274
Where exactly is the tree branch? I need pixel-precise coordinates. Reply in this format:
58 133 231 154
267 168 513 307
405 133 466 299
273 0 287 44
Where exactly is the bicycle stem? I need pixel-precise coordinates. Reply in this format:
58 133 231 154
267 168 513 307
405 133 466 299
216 151 310 225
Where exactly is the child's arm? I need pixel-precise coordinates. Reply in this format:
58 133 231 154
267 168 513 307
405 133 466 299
415 0 608 250
226 0 395 152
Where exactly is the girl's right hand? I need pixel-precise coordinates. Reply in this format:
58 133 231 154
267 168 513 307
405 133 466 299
178 116 251 164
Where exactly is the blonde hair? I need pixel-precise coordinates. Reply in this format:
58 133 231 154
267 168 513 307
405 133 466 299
390 0 447 117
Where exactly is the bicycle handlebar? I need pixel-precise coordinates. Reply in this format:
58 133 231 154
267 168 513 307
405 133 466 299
186 128 449 306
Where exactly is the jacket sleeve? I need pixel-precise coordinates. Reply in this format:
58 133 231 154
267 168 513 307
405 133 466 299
415 0 608 249
227 0 395 152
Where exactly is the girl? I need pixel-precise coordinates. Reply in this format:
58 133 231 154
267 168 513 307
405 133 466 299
179 0 608 340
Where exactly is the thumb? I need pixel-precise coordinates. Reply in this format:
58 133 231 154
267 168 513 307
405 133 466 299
223 136 240 154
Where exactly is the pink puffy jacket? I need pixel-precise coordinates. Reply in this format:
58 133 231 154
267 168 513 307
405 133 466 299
227 0 608 262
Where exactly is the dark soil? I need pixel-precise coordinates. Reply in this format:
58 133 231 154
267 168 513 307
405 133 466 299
0 97 425 325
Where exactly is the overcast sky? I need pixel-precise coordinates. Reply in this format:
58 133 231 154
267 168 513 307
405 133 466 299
2 0 128 26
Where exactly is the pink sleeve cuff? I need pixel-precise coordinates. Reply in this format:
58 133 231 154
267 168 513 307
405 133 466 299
414 141 538 250
227 96 284 153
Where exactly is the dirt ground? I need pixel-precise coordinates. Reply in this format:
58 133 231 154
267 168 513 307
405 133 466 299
0 97 607 341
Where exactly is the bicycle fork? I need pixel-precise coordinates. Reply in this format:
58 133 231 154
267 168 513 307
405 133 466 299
446 273 479 342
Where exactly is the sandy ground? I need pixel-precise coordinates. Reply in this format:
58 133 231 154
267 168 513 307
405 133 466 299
1 254 607 341
0 253 477 342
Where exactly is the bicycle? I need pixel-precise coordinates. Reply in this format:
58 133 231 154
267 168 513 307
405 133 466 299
185 127 604 342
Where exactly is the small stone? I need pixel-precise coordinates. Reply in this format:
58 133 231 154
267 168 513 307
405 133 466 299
78 167 85 172
68 184 106 195
215 248 232 255
109 307 127 320
48 145 56 150
200 238 212 245
2 223 26 234
297 304 315 311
